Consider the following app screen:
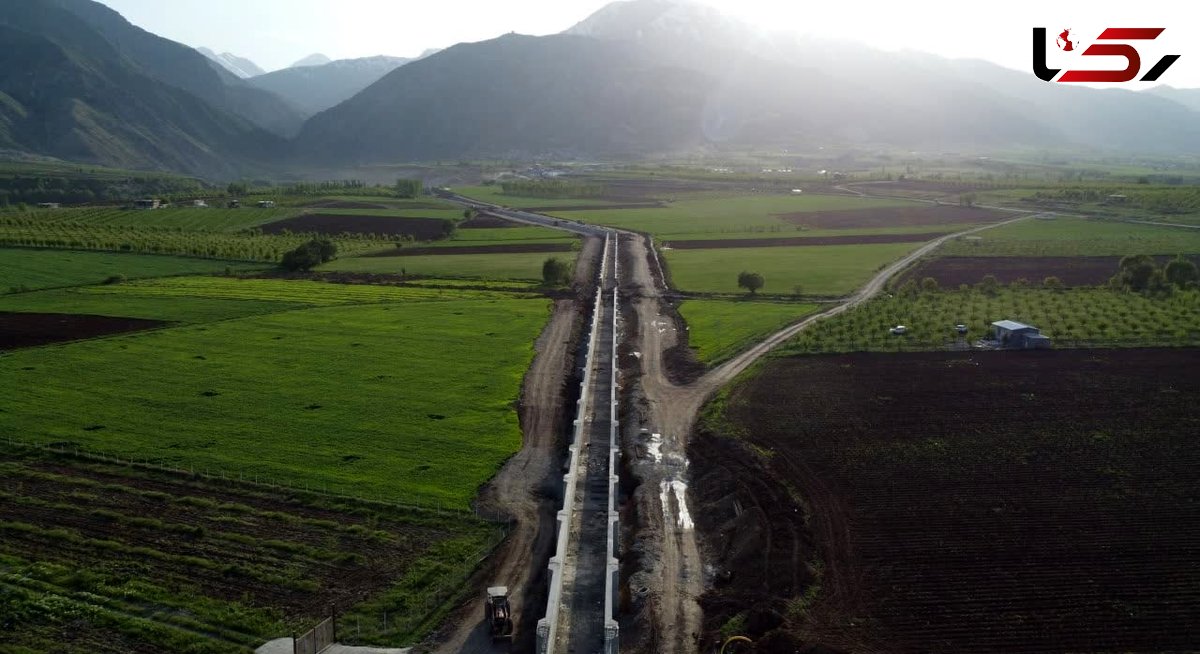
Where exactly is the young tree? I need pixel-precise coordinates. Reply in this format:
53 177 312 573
737 271 764 295
920 277 939 292
1042 276 1064 290
977 274 999 296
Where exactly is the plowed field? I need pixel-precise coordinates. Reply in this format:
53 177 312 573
691 349 1200 653
0 312 168 348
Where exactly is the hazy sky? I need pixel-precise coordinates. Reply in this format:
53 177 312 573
96 0 1198 87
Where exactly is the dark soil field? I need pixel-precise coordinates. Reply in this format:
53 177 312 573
369 243 574 257
691 349 1200 653
900 254 1200 287
664 232 949 249
776 205 1003 229
262 214 453 239
303 200 390 209
0 445 492 653
1 312 168 349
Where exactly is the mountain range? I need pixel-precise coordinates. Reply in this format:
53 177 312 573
247 55 413 116
3 0 1200 178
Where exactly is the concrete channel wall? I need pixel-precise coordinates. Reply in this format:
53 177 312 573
603 234 621 654
536 234 611 654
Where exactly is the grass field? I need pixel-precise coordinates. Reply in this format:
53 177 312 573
0 248 261 293
940 218 1200 256
0 296 548 509
780 287 1200 354
677 299 819 364
324 251 557 281
547 194 914 238
0 276 526 323
665 243 921 295
452 185 618 208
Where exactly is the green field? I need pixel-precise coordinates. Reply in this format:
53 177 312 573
0 248 261 293
678 299 819 364
0 295 548 509
453 185 618 208
665 243 921 296
653 223 982 243
0 276 527 322
547 194 914 238
780 287 1200 354
940 218 1200 256
325 251 558 281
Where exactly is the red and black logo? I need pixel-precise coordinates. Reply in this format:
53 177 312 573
1033 27 1180 83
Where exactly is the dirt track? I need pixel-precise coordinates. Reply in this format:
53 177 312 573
430 237 601 654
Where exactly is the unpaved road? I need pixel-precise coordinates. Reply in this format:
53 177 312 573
430 237 601 654
621 214 1032 654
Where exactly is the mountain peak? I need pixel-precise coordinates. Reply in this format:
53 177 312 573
565 0 752 44
290 53 332 68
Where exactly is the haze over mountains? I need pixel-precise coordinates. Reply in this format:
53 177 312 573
197 47 265 78
3 0 1200 178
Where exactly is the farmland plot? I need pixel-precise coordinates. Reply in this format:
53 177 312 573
0 296 548 509
691 349 1200 653
0 445 496 653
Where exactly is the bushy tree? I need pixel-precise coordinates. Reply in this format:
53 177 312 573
280 239 337 271
1043 276 1063 290
1111 254 1165 293
737 271 764 295
921 277 939 292
395 178 423 198
977 274 999 296
542 257 571 286
1164 256 1198 289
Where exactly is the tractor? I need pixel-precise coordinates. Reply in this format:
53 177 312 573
485 586 514 643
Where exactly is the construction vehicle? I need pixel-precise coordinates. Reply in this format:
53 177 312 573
485 586 514 642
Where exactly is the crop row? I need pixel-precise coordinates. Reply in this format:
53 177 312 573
781 287 1200 353
8 206 299 232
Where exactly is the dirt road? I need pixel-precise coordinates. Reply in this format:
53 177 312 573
431 237 601 654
